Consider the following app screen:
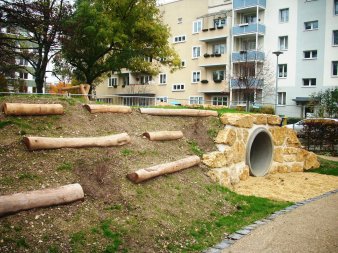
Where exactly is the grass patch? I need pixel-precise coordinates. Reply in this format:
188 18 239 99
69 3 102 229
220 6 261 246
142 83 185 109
18 172 39 180
70 231 86 251
168 185 291 251
0 118 32 130
16 237 29 248
187 140 203 157
306 158 338 176
121 149 133 156
56 162 73 171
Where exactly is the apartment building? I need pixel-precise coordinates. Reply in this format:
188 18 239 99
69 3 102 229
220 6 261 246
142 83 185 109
96 0 338 117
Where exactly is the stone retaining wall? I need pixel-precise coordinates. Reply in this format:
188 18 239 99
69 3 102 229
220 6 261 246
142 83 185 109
203 113 320 187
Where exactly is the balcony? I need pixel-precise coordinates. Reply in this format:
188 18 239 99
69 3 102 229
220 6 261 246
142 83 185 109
232 23 265 36
200 28 228 42
233 0 266 10
199 53 228 67
231 50 264 62
230 78 263 89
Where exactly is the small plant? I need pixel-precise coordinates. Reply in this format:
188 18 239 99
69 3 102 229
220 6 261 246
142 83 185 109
187 140 203 157
121 149 133 156
16 237 29 248
207 129 218 138
56 162 73 171
18 172 38 180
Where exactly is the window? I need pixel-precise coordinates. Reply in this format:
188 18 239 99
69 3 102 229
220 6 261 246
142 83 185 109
19 58 28 66
193 20 202 33
159 73 167 84
172 84 185 91
144 56 152 62
303 50 317 59
279 36 288 50
174 35 186 43
156 96 168 103
19 72 28 79
140 75 152 85
303 78 316 87
214 18 226 28
335 0 338 15
213 70 225 81
333 30 338 45
189 96 204 105
178 17 182 24
278 64 287 78
181 60 186 67
304 21 318 30
192 71 201 83
279 8 289 23
213 44 225 54
108 77 117 87
192 46 201 58
277 92 286 105
212 96 228 106
242 14 257 24
123 75 129 86
332 61 338 76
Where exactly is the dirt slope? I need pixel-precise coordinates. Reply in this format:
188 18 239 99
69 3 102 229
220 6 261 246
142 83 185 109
0 96 225 252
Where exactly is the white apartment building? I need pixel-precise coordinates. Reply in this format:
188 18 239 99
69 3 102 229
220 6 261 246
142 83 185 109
96 0 338 118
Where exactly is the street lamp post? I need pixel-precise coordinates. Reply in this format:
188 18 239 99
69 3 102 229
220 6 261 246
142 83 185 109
272 51 283 115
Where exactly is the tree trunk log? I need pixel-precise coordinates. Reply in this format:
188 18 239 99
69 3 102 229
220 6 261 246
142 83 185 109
0 183 84 217
3 103 64 116
23 133 131 151
142 131 183 141
140 108 218 117
84 104 132 114
127 155 200 183
60 84 90 102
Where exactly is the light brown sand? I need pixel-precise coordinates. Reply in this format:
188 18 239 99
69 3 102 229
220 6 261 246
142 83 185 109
232 172 338 202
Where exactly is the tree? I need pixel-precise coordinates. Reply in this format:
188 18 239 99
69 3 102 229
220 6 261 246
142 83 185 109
0 0 72 93
311 87 338 118
231 51 274 112
59 0 180 94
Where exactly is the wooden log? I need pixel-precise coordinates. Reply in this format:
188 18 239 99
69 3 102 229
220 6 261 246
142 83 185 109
23 133 131 151
142 131 183 141
60 84 90 102
0 183 84 217
139 108 218 117
84 104 132 114
3 103 64 116
127 155 200 183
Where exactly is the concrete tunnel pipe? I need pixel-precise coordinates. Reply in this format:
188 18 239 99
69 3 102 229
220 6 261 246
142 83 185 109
246 127 274 177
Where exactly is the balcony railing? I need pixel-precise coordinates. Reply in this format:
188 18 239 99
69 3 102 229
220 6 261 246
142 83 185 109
230 78 263 88
232 50 265 62
232 23 265 36
233 0 266 10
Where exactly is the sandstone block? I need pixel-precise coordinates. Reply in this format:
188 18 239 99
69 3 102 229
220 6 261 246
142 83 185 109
267 115 282 125
215 128 236 146
269 127 286 146
239 165 250 181
202 151 233 168
289 163 303 172
231 141 246 163
273 147 284 163
285 128 301 148
236 128 249 143
220 113 253 128
277 164 289 173
304 151 320 170
207 168 231 187
252 114 267 125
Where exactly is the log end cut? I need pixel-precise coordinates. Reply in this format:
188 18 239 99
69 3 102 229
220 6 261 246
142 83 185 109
126 173 141 183
22 137 33 151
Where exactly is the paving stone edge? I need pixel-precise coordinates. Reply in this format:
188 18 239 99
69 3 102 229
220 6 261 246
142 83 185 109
202 189 338 253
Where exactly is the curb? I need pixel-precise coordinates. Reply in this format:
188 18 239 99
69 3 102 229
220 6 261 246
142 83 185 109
203 189 338 253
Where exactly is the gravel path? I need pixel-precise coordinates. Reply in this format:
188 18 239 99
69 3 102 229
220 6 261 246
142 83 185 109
221 192 338 253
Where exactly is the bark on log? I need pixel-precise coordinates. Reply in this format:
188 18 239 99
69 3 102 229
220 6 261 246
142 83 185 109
3 103 64 116
23 133 131 151
84 104 132 114
0 183 84 217
142 131 183 141
139 108 218 117
127 155 200 183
